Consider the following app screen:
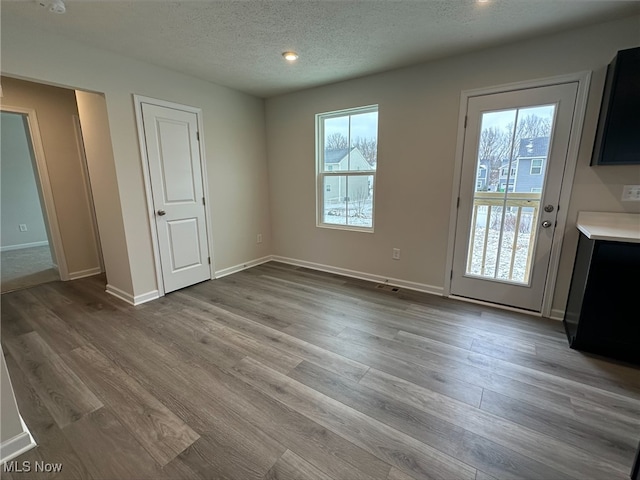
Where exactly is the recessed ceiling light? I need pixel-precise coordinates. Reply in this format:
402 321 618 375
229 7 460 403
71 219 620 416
39 0 66 14
282 51 299 62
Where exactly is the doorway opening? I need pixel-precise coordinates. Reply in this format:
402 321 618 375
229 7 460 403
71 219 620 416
0 111 59 292
1 76 105 294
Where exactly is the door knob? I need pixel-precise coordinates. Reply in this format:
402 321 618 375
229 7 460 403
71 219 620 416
157 209 166 216
541 220 552 228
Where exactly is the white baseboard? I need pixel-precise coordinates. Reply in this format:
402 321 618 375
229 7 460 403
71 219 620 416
68 266 102 280
271 255 444 296
133 290 160 305
0 241 49 252
549 308 565 321
214 255 273 279
106 284 159 306
106 284 134 305
448 294 543 318
0 417 36 466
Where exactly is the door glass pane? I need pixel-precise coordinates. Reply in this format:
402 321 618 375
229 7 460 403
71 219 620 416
466 105 555 284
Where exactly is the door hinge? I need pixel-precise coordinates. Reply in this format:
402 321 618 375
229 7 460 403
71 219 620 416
464 116 468 128
196 131 200 141
202 197 205 206
208 257 211 265
456 197 460 208
450 270 453 280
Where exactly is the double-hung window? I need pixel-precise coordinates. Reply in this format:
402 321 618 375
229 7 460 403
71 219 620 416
530 158 543 175
316 105 378 231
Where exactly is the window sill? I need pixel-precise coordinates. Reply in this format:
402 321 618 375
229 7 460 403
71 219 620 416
317 223 374 233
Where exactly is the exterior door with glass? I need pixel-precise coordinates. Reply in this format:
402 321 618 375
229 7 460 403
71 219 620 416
450 82 578 311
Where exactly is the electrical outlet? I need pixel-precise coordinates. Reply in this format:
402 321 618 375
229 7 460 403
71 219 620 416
392 248 400 260
621 185 640 201
19 224 28 232
256 233 263 244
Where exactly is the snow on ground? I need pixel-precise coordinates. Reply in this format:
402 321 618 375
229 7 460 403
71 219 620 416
467 227 532 283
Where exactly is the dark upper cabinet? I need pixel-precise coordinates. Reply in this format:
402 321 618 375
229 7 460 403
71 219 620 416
592 46 640 165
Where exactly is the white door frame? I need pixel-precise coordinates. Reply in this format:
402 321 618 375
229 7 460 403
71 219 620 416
133 95 215 297
444 72 591 318
1 105 69 281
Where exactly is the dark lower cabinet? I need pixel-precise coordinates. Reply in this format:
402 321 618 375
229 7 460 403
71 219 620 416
563 233 640 365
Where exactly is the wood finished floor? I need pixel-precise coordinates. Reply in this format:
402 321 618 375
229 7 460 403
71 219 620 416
1 261 639 480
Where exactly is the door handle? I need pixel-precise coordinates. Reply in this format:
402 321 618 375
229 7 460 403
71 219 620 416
541 220 552 228
157 210 166 216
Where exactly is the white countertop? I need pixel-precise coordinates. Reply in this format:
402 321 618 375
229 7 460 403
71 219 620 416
576 211 640 243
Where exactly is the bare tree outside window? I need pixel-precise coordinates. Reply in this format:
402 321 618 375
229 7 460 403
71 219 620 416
325 132 349 150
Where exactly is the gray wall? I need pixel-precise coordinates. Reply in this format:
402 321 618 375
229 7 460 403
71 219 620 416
265 15 640 317
0 112 48 249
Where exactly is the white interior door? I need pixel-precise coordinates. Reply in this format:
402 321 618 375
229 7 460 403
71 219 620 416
451 83 578 311
141 103 210 293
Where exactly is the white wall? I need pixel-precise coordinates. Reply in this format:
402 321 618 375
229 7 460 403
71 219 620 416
0 347 36 463
0 112 49 249
76 91 133 294
2 22 272 299
265 15 640 315
0 349 23 447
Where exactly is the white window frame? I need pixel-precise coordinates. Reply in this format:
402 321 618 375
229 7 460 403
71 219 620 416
530 158 543 175
316 105 378 232
500 166 516 177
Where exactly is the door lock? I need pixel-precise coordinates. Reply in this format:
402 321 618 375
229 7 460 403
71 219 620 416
157 210 166 216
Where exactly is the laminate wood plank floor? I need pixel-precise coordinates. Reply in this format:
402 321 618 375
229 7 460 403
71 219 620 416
1 261 639 480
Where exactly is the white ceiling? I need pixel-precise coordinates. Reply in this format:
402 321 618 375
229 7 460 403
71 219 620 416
3 1 639 97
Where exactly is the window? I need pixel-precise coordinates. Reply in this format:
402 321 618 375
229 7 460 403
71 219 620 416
531 187 542 193
316 105 378 230
501 166 517 177
530 158 543 175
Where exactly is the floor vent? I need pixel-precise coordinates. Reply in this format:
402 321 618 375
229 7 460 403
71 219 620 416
376 284 400 292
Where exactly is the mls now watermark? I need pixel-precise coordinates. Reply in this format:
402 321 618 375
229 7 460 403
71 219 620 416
3 460 63 474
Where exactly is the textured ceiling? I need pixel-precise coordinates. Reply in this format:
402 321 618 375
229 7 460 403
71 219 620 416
2 1 639 97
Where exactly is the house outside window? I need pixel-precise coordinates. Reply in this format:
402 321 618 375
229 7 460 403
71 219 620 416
501 166 517 177
530 158 543 175
316 105 378 231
